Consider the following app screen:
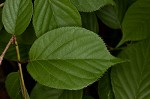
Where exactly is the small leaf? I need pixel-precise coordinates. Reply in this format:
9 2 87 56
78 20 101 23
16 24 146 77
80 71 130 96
70 0 114 12
96 5 121 29
112 39 150 99
27 27 122 90
5 72 22 99
33 0 81 37
80 12 99 33
2 0 33 35
30 83 83 99
0 8 3 30
98 72 115 99
118 0 150 46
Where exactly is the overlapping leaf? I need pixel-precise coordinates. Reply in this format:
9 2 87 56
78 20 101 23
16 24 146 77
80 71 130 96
112 39 150 99
96 5 121 29
98 72 114 99
27 27 121 90
5 72 22 99
30 83 83 99
114 0 136 23
70 0 114 12
80 12 99 33
33 0 81 37
2 0 33 35
118 0 150 46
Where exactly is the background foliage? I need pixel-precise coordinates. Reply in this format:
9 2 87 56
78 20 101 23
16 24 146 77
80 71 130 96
0 0 150 99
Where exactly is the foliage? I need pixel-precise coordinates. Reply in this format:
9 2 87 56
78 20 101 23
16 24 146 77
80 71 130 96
0 0 150 99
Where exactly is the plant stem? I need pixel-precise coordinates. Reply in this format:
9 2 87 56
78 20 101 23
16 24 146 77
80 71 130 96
0 36 14 65
14 36 27 99
0 3 4 8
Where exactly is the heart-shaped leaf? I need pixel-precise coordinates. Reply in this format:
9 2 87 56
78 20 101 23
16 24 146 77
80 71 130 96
2 0 33 35
70 0 114 12
33 0 81 37
118 0 150 46
27 27 122 90
30 83 83 99
112 39 150 99
80 12 99 34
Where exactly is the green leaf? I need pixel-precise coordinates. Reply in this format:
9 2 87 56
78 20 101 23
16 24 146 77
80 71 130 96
70 0 114 12
30 83 83 99
98 72 115 99
5 72 22 99
114 0 136 23
80 12 99 34
118 0 150 46
0 8 3 30
2 0 33 35
96 5 121 29
27 27 122 90
112 39 150 99
33 0 81 37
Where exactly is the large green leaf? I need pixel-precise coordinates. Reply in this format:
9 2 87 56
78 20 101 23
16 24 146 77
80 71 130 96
30 83 83 99
5 72 22 99
98 72 115 99
96 5 121 29
27 27 121 90
0 8 3 30
2 0 33 35
33 0 81 37
118 0 150 46
70 0 114 12
80 12 99 33
112 39 150 99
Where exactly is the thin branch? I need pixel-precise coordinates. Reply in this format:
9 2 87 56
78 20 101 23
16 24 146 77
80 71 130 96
0 3 4 8
0 36 14 65
14 36 27 99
